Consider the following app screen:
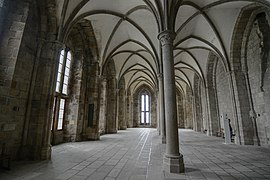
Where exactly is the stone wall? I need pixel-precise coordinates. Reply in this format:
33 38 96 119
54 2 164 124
216 61 234 131
118 78 126 130
201 83 208 132
184 86 193 129
81 63 100 140
105 61 117 133
193 75 202 132
0 0 56 160
99 77 107 134
176 90 184 128
132 86 157 128
150 92 157 128
246 15 270 145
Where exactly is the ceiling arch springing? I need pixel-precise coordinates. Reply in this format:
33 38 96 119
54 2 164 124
130 78 156 95
56 0 270 95
125 69 157 89
119 64 157 85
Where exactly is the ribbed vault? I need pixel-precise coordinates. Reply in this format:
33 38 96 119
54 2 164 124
55 0 270 97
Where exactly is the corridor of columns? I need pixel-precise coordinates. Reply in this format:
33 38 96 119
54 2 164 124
1 128 270 180
1 0 270 178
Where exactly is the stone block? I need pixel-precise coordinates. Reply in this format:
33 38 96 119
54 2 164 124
163 154 185 173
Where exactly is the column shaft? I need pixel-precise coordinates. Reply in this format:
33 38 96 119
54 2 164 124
158 30 184 173
158 74 166 144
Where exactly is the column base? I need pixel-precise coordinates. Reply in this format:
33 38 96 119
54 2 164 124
163 154 185 173
40 145 52 160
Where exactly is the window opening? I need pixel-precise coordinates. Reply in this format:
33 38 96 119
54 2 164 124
141 93 150 125
52 49 72 131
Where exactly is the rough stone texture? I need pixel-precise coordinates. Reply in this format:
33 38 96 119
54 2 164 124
105 61 117 133
184 86 193 129
216 61 234 131
193 75 202 132
230 6 270 145
246 17 270 145
176 90 184 128
1 0 270 166
118 78 126 130
0 0 56 160
99 77 107 135
206 53 219 136
200 83 208 132
64 50 83 143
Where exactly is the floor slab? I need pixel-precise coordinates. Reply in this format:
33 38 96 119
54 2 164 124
1 128 270 180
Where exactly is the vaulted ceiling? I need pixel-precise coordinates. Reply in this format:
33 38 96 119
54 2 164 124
55 0 270 96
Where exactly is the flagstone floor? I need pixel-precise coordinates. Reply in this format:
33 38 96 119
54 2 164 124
1 128 270 180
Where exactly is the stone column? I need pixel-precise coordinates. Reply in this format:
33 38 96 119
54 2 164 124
115 88 120 131
130 99 134 127
121 90 127 130
158 30 185 173
156 89 160 134
242 68 260 145
158 73 166 144
40 41 64 160
98 76 107 135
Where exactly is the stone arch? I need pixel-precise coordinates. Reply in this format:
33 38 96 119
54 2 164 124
133 84 157 128
240 9 270 145
50 19 100 144
230 4 270 145
104 60 117 133
117 77 127 130
193 74 203 132
205 52 220 136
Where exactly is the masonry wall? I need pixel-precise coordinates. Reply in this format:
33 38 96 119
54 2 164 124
216 61 235 131
0 0 44 159
177 92 184 128
184 86 193 129
150 93 157 128
106 76 117 133
246 18 270 145
193 75 202 132
201 84 208 132
118 79 126 130
132 87 157 128
99 78 107 134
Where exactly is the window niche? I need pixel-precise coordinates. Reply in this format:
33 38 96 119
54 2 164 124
140 90 151 126
51 49 72 144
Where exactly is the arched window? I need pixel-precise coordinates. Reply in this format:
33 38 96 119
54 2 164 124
52 49 72 130
140 91 150 125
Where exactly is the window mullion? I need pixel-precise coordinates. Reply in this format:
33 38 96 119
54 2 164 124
144 94 146 124
53 97 61 131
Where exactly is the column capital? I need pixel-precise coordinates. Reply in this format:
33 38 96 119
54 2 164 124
158 30 176 46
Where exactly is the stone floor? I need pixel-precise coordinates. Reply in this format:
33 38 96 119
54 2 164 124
1 128 270 180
